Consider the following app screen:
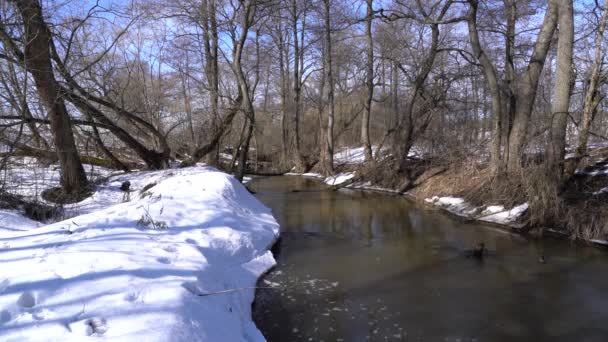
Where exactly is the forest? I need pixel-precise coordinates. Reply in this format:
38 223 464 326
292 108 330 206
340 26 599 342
1 0 608 240
5 1 608 341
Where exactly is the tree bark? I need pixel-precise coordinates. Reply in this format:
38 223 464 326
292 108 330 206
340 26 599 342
503 0 516 165
506 0 558 171
233 0 257 182
466 0 504 174
292 0 306 171
362 0 374 162
276 21 289 162
201 0 220 166
321 0 335 175
547 0 574 178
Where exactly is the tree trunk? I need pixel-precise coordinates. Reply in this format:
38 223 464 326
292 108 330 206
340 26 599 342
232 0 256 182
362 0 374 162
547 0 574 178
466 0 504 174
292 0 306 171
276 22 289 162
392 60 399 132
503 0 516 166
397 22 440 163
202 0 220 166
506 0 558 171
321 0 334 175
12 0 88 196
179 54 196 154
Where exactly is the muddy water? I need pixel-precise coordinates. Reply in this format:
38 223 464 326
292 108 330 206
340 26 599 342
251 176 608 342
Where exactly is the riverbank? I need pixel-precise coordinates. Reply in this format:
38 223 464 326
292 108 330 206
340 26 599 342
0 166 279 341
286 171 530 230
288 148 608 248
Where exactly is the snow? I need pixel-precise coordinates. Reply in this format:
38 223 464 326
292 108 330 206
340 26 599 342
0 166 279 342
576 168 608 177
286 172 355 187
0 157 116 204
333 146 419 165
480 203 529 224
593 187 608 195
219 153 233 161
0 209 41 232
425 196 528 225
481 205 505 215
425 196 471 214
285 172 324 179
301 172 323 179
323 173 355 186
333 147 370 165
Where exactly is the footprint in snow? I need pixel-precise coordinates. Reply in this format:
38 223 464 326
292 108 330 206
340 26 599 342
124 291 139 303
0 310 11 324
32 308 55 320
156 257 171 264
162 245 178 253
17 292 36 308
0 279 9 293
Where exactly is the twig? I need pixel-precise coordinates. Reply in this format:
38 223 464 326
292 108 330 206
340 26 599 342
196 286 279 297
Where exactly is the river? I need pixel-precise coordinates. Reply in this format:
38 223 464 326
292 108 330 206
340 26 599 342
251 176 608 342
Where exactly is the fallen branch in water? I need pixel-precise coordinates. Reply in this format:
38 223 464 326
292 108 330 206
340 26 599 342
196 286 280 297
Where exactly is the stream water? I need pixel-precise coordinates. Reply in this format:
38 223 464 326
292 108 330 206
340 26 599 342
251 176 608 342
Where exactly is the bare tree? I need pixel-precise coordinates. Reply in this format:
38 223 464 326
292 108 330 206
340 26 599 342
547 0 574 179
320 0 335 174
564 0 608 179
3 0 88 197
362 0 374 162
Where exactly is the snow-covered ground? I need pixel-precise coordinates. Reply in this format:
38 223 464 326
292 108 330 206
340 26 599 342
0 166 279 341
424 196 528 226
0 157 117 205
0 209 41 232
333 145 420 165
333 147 374 165
285 172 356 187
324 173 355 186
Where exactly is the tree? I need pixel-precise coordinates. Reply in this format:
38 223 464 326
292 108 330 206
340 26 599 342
362 0 374 162
232 0 261 182
466 0 559 172
564 0 608 179
201 0 220 166
547 0 574 180
505 0 558 171
465 0 505 174
4 0 89 197
320 0 335 175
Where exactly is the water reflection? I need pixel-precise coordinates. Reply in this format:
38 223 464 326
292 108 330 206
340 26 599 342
251 176 608 342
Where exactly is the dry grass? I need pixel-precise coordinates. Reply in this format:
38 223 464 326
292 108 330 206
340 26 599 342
359 154 608 242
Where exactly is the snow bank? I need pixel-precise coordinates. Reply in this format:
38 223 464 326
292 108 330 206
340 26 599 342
285 172 324 179
0 209 41 232
323 173 355 186
0 166 279 342
285 172 355 187
425 196 528 225
479 203 529 224
425 196 474 215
